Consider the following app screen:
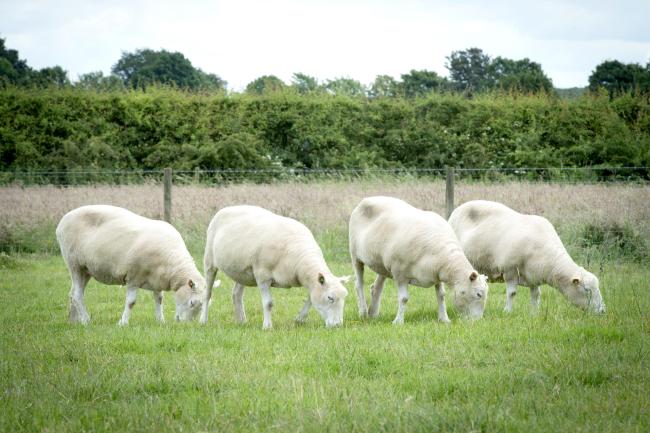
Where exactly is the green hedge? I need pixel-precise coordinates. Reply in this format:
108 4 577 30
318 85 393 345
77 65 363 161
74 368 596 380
1 88 649 175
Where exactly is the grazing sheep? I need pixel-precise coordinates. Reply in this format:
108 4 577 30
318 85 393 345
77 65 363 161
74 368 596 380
448 200 605 313
202 205 349 329
56 205 209 325
349 196 488 323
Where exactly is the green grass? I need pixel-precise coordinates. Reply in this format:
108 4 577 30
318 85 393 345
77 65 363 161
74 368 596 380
1 252 648 433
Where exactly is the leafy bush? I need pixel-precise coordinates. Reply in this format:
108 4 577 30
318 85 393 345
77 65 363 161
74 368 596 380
1 87 649 179
580 223 648 262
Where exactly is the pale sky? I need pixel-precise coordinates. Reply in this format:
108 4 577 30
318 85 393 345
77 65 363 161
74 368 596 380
1 0 649 90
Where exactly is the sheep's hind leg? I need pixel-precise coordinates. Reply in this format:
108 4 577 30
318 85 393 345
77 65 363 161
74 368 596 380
200 266 219 325
153 291 164 323
258 280 274 330
118 285 138 326
368 274 387 318
392 280 409 325
352 259 368 318
504 279 518 313
68 267 91 324
232 282 247 324
530 285 541 310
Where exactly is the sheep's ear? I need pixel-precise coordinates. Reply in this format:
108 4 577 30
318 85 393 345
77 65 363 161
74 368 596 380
318 273 325 285
338 275 351 284
469 271 478 281
188 279 195 289
572 276 581 285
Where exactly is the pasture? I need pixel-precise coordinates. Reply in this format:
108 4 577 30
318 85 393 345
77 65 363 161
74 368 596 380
1 180 649 432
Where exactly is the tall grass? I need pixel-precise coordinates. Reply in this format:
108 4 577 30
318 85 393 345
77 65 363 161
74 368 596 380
1 180 648 258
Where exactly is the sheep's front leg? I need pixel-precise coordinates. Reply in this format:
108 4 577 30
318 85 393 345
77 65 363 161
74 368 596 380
392 280 409 325
153 291 164 323
353 260 368 318
368 274 387 318
258 280 273 330
232 282 247 324
436 283 451 324
295 297 311 323
119 286 138 326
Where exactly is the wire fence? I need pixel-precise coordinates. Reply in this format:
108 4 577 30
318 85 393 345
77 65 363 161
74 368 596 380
1 166 649 260
1 166 649 186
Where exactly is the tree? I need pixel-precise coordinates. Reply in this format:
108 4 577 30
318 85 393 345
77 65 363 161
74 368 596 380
369 75 401 98
112 49 225 90
324 77 366 97
446 48 553 94
0 38 32 85
31 66 70 88
76 71 125 91
446 48 493 92
245 75 286 94
291 73 320 94
400 70 447 97
490 57 553 93
588 60 650 96
195 70 227 91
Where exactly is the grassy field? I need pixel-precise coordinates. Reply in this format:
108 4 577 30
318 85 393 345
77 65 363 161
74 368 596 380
1 180 649 432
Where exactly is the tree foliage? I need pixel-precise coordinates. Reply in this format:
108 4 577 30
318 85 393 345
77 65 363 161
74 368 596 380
369 75 400 98
1 38 70 88
245 75 286 94
111 49 225 91
291 73 320 94
400 70 448 97
75 71 125 91
490 57 553 92
588 60 650 97
446 48 493 92
446 48 553 94
324 77 366 97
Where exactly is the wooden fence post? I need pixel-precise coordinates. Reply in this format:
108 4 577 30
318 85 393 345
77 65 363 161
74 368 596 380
164 167 172 223
446 166 455 219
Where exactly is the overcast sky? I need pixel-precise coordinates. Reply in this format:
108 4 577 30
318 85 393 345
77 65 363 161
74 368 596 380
1 0 649 90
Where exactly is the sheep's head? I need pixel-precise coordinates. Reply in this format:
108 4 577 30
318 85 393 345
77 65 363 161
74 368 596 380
174 278 205 321
558 268 605 314
452 271 488 319
311 273 349 327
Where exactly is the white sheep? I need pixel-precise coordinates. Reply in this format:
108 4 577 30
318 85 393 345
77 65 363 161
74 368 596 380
448 200 605 313
202 205 349 329
56 205 211 325
349 196 488 323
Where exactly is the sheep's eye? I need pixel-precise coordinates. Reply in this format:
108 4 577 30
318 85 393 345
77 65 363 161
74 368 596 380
327 295 335 303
